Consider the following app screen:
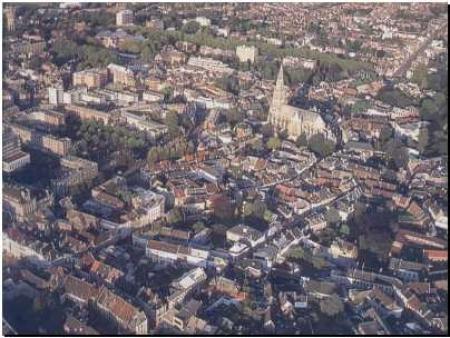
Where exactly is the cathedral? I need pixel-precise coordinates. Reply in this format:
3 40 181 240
267 64 327 140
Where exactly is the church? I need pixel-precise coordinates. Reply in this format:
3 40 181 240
267 64 328 140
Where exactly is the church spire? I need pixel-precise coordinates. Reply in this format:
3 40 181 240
269 62 286 119
276 62 284 89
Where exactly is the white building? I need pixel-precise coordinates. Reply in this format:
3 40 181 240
187 57 233 75
116 9 134 26
48 85 65 106
195 16 211 27
122 188 165 228
236 45 258 64
226 224 264 247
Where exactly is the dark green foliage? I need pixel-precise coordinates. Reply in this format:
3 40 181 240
376 88 417 108
307 133 335 158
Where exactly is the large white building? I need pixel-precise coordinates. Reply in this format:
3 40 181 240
48 85 65 106
3 128 30 173
226 224 264 247
116 9 134 26
236 45 258 64
187 57 234 75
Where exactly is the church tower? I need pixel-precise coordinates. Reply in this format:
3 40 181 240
5 6 16 32
268 63 286 126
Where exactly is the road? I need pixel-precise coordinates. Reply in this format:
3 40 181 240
3 318 18 335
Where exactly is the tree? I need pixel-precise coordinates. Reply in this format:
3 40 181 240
162 86 174 103
296 133 308 147
376 88 416 108
420 98 439 121
252 200 266 219
319 295 344 317
412 64 429 89
147 148 159 165
224 108 244 127
288 246 305 260
266 136 281 150
351 100 372 115
263 209 273 222
211 194 236 221
418 127 429 155
308 133 335 158
243 201 254 217
51 39 79 66
379 125 394 150
325 207 341 225
167 207 183 225
192 221 205 233
29 56 43 70
165 110 179 139
260 123 274 138
182 20 201 34
385 139 409 169
340 224 350 236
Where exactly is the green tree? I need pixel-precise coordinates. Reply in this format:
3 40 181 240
167 207 183 225
418 127 429 155
266 136 281 150
147 148 159 165
165 110 179 139
260 123 274 138
340 224 350 236
379 125 394 150
420 98 440 121
192 221 205 233
182 20 201 34
411 64 428 88
252 200 266 219
385 139 409 169
296 133 308 147
319 295 344 317
308 133 335 158
243 201 254 217
325 207 341 225
162 86 174 103
224 108 244 127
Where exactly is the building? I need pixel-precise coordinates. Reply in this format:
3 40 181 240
63 316 99 335
122 188 165 228
329 239 359 259
48 85 65 106
65 104 112 125
146 240 217 268
116 10 134 26
73 68 108 89
187 57 234 75
11 40 46 56
51 156 99 197
121 111 168 139
94 286 147 334
8 123 71 157
28 109 65 128
268 64 327 140
3 128 30 173
226 224 264 247
3 184 38 222
168 267 207 308
195 16 211 27
107 64 136 87
236 45 258 64
62 275 100 306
